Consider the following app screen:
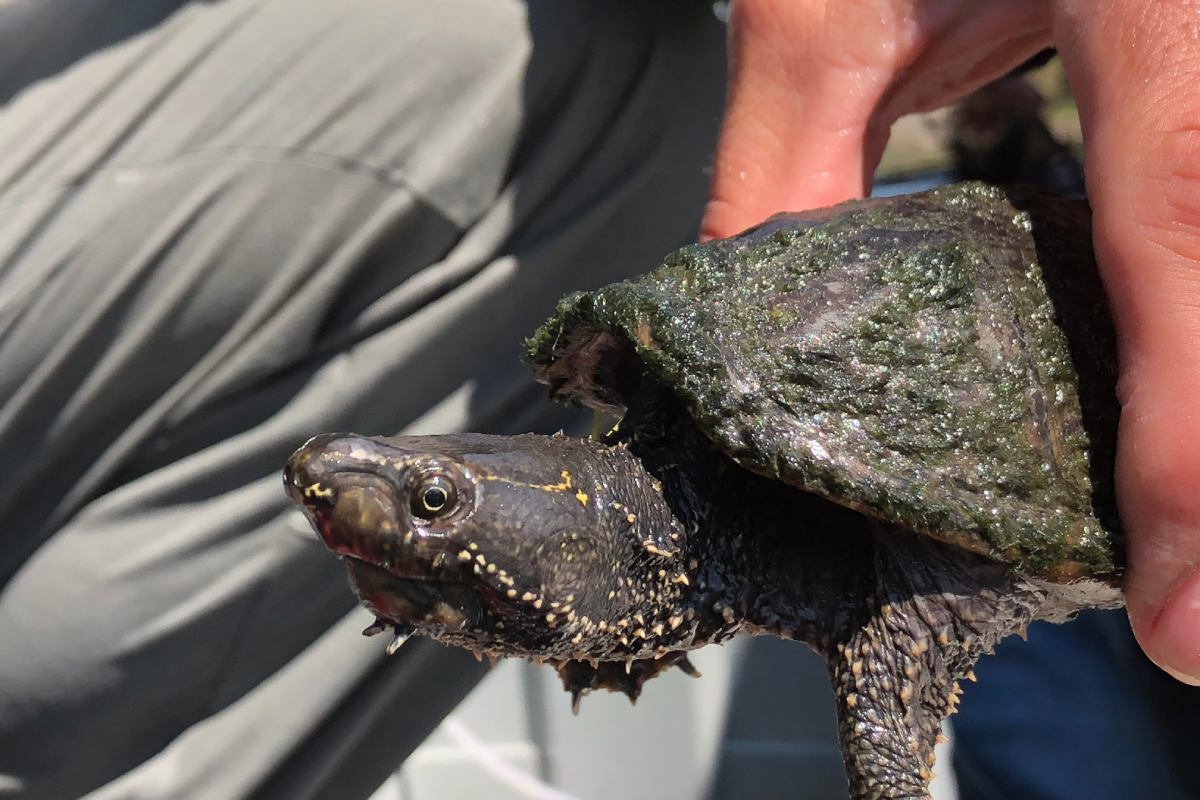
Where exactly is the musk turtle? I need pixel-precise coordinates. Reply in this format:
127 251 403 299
284 182 1123 800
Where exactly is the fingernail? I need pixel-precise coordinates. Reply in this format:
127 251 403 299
1149 565 1200 686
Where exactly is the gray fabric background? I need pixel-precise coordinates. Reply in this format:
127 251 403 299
0 2 726 797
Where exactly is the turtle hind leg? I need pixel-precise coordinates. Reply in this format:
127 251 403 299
828 528 1051 800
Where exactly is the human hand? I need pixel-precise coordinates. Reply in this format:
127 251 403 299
702 0 1200 683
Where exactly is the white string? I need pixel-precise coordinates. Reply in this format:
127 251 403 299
440 716 583 800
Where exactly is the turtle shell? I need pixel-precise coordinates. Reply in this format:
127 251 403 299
526 183 1122 580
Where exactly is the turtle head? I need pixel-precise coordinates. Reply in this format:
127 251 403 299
285 432 698 661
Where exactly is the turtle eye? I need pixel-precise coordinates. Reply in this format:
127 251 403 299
411 474 457 520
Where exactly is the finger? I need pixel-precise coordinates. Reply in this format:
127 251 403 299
1053 0 1200 683
701 0 893 241
702 0 1052 241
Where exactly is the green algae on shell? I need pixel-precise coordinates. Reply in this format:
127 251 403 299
527 182 1121 580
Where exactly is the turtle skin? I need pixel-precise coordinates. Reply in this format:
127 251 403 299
286 183 1124 800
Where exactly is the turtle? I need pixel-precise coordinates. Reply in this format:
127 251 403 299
284 182 1123 800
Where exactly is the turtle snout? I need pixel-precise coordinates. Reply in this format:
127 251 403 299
284 433 410 560
284 433 346 509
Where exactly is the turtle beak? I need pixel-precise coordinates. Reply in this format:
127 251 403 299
285 434 407 562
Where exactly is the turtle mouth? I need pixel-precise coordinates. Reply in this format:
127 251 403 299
346 558 488 630
291 471 399 557
288 471 526 631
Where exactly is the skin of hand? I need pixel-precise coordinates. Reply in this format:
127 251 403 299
702 0 1200 683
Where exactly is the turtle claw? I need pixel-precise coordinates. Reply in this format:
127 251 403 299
675 655 702 678
385 625 412 655
362 618 389 638
554 651 697 710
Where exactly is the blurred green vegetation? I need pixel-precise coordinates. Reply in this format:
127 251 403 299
877 58 1081 180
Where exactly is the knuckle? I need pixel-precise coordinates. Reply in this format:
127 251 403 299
1124 126 1200 266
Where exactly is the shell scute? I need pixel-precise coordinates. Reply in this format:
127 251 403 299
527 184 1120 578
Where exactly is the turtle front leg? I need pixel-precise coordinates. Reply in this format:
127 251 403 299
827 529 1050 800
554 652 701 712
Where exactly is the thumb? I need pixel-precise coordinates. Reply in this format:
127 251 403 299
1055 0 1200 682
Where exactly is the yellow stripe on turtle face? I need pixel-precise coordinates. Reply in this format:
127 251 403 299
481 469 575 493
304 483 334 499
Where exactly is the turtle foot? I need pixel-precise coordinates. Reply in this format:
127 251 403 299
554 652 699 713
